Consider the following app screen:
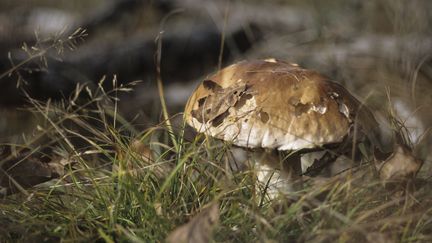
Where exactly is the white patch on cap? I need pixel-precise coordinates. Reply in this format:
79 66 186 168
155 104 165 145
339 103 350 118
264 58 277 63
222 124 241 141
330 92 339 98
235 122 265 148
261 130 277 147
310 104 327 114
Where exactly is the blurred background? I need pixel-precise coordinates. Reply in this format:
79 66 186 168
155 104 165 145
0 0 431 159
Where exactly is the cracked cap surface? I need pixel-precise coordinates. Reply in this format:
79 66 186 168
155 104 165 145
184 59 378 150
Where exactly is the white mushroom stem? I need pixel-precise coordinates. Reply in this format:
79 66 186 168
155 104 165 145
252 150 302 200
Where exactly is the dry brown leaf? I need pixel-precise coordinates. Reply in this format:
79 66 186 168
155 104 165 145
166 202 220 243
129 139 154 162
376 144 422 181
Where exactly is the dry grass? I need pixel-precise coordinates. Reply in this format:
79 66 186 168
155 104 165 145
0 77 430 242
1 1 431 242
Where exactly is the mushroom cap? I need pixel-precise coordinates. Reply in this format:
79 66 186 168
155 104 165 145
184 59 378 151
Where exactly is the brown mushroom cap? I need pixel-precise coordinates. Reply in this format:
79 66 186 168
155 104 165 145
184 59 378 151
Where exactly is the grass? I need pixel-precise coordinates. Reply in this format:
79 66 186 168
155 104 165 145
1 2 432 240
0 77 431 242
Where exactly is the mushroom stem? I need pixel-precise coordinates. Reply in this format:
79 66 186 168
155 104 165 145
253 150 302 199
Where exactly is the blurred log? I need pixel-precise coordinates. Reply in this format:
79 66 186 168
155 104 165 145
0 22 261 106
0 0 168 54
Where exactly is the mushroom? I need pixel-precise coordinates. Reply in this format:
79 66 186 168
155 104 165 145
184 59 379 196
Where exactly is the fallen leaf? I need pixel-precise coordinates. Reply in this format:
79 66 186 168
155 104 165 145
376 144 422 181
166 202 220 243
129 139 154 162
